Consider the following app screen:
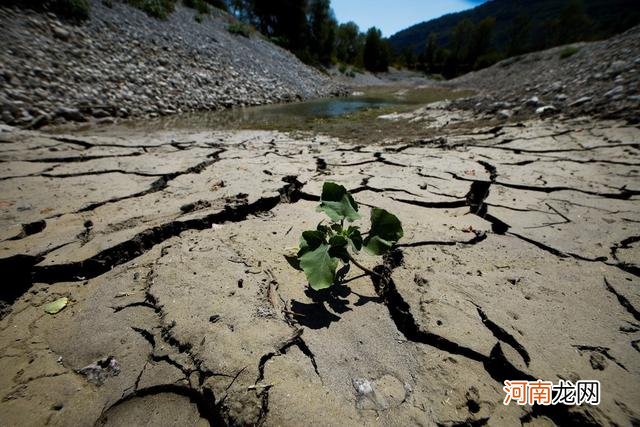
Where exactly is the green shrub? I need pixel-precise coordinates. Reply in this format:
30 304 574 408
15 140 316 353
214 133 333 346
228 22 252 37
11 0 90 21
269 36 288 47
183 0 209 14
194 13 203 22
338 64 347 74
55 0 90 20
559 46 580 59
126 0 175 19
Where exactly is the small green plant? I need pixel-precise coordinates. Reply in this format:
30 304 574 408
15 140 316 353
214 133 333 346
228 22 252 37
559 46 580 59
290 182 403 290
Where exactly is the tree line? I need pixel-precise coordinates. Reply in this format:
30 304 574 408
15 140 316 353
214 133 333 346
224 0 391 72
12 0 636 78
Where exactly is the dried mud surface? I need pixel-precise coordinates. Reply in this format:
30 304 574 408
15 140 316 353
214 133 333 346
0 104 639 426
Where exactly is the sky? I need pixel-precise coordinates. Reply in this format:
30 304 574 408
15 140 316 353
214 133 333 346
331 0 487 37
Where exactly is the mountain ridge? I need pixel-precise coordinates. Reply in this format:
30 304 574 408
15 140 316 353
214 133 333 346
389 0 640 54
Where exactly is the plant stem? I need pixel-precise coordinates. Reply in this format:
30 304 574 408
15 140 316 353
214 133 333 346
347 253 381 278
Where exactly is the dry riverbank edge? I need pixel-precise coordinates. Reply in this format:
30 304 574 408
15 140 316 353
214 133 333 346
0 97 638 425
0 1 346 129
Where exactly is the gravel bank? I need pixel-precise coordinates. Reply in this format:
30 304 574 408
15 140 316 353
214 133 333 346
0 1 346 128
447 25 640 123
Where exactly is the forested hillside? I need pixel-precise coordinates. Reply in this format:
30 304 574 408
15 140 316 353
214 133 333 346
389 0 640 76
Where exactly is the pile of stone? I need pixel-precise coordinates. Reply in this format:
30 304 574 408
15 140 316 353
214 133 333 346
449 25 640 122
0 1 346 128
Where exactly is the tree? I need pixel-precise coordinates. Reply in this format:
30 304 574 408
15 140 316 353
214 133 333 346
335 21 360 64
308 0 336 64
553 0 592 45
423 32 437 72
450 18 475 74
471 16 496 69
400 48 416 69
506 14 532 56
472 17 495 59
228 0 252 20
249 0 309 54
363 27 389 72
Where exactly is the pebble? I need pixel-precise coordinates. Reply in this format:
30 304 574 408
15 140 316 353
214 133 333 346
604 86 625 97
568 96 591 106
607 60 629 75
525 96 541 107
497 109 512 119
535 105 558 116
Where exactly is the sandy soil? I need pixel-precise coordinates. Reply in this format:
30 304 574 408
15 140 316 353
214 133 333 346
0 98 638 426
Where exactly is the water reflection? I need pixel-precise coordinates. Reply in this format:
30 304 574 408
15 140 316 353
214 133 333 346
114 96 398 131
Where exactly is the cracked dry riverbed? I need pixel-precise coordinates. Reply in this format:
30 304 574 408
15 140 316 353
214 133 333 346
0 103 639 426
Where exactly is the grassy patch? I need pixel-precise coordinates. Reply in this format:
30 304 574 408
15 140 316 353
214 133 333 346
338 64 357 78
126 0 175 19
559 46 580 59
228 22 252 37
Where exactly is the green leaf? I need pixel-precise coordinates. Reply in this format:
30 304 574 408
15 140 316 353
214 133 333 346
344 226 363 251
44 297 68 314
328 235 350 263
299 244 338 290
298 230 325 257
363 235 394 255
329 235 348 247
364 208 403 255
316 182 360 222
316 223 331 237
284 254 302 271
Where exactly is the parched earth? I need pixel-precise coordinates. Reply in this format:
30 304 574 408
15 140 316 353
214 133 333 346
0 103 639 426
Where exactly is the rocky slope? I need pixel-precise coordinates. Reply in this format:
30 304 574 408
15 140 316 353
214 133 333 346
0 1 345 128
448 25 640 123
